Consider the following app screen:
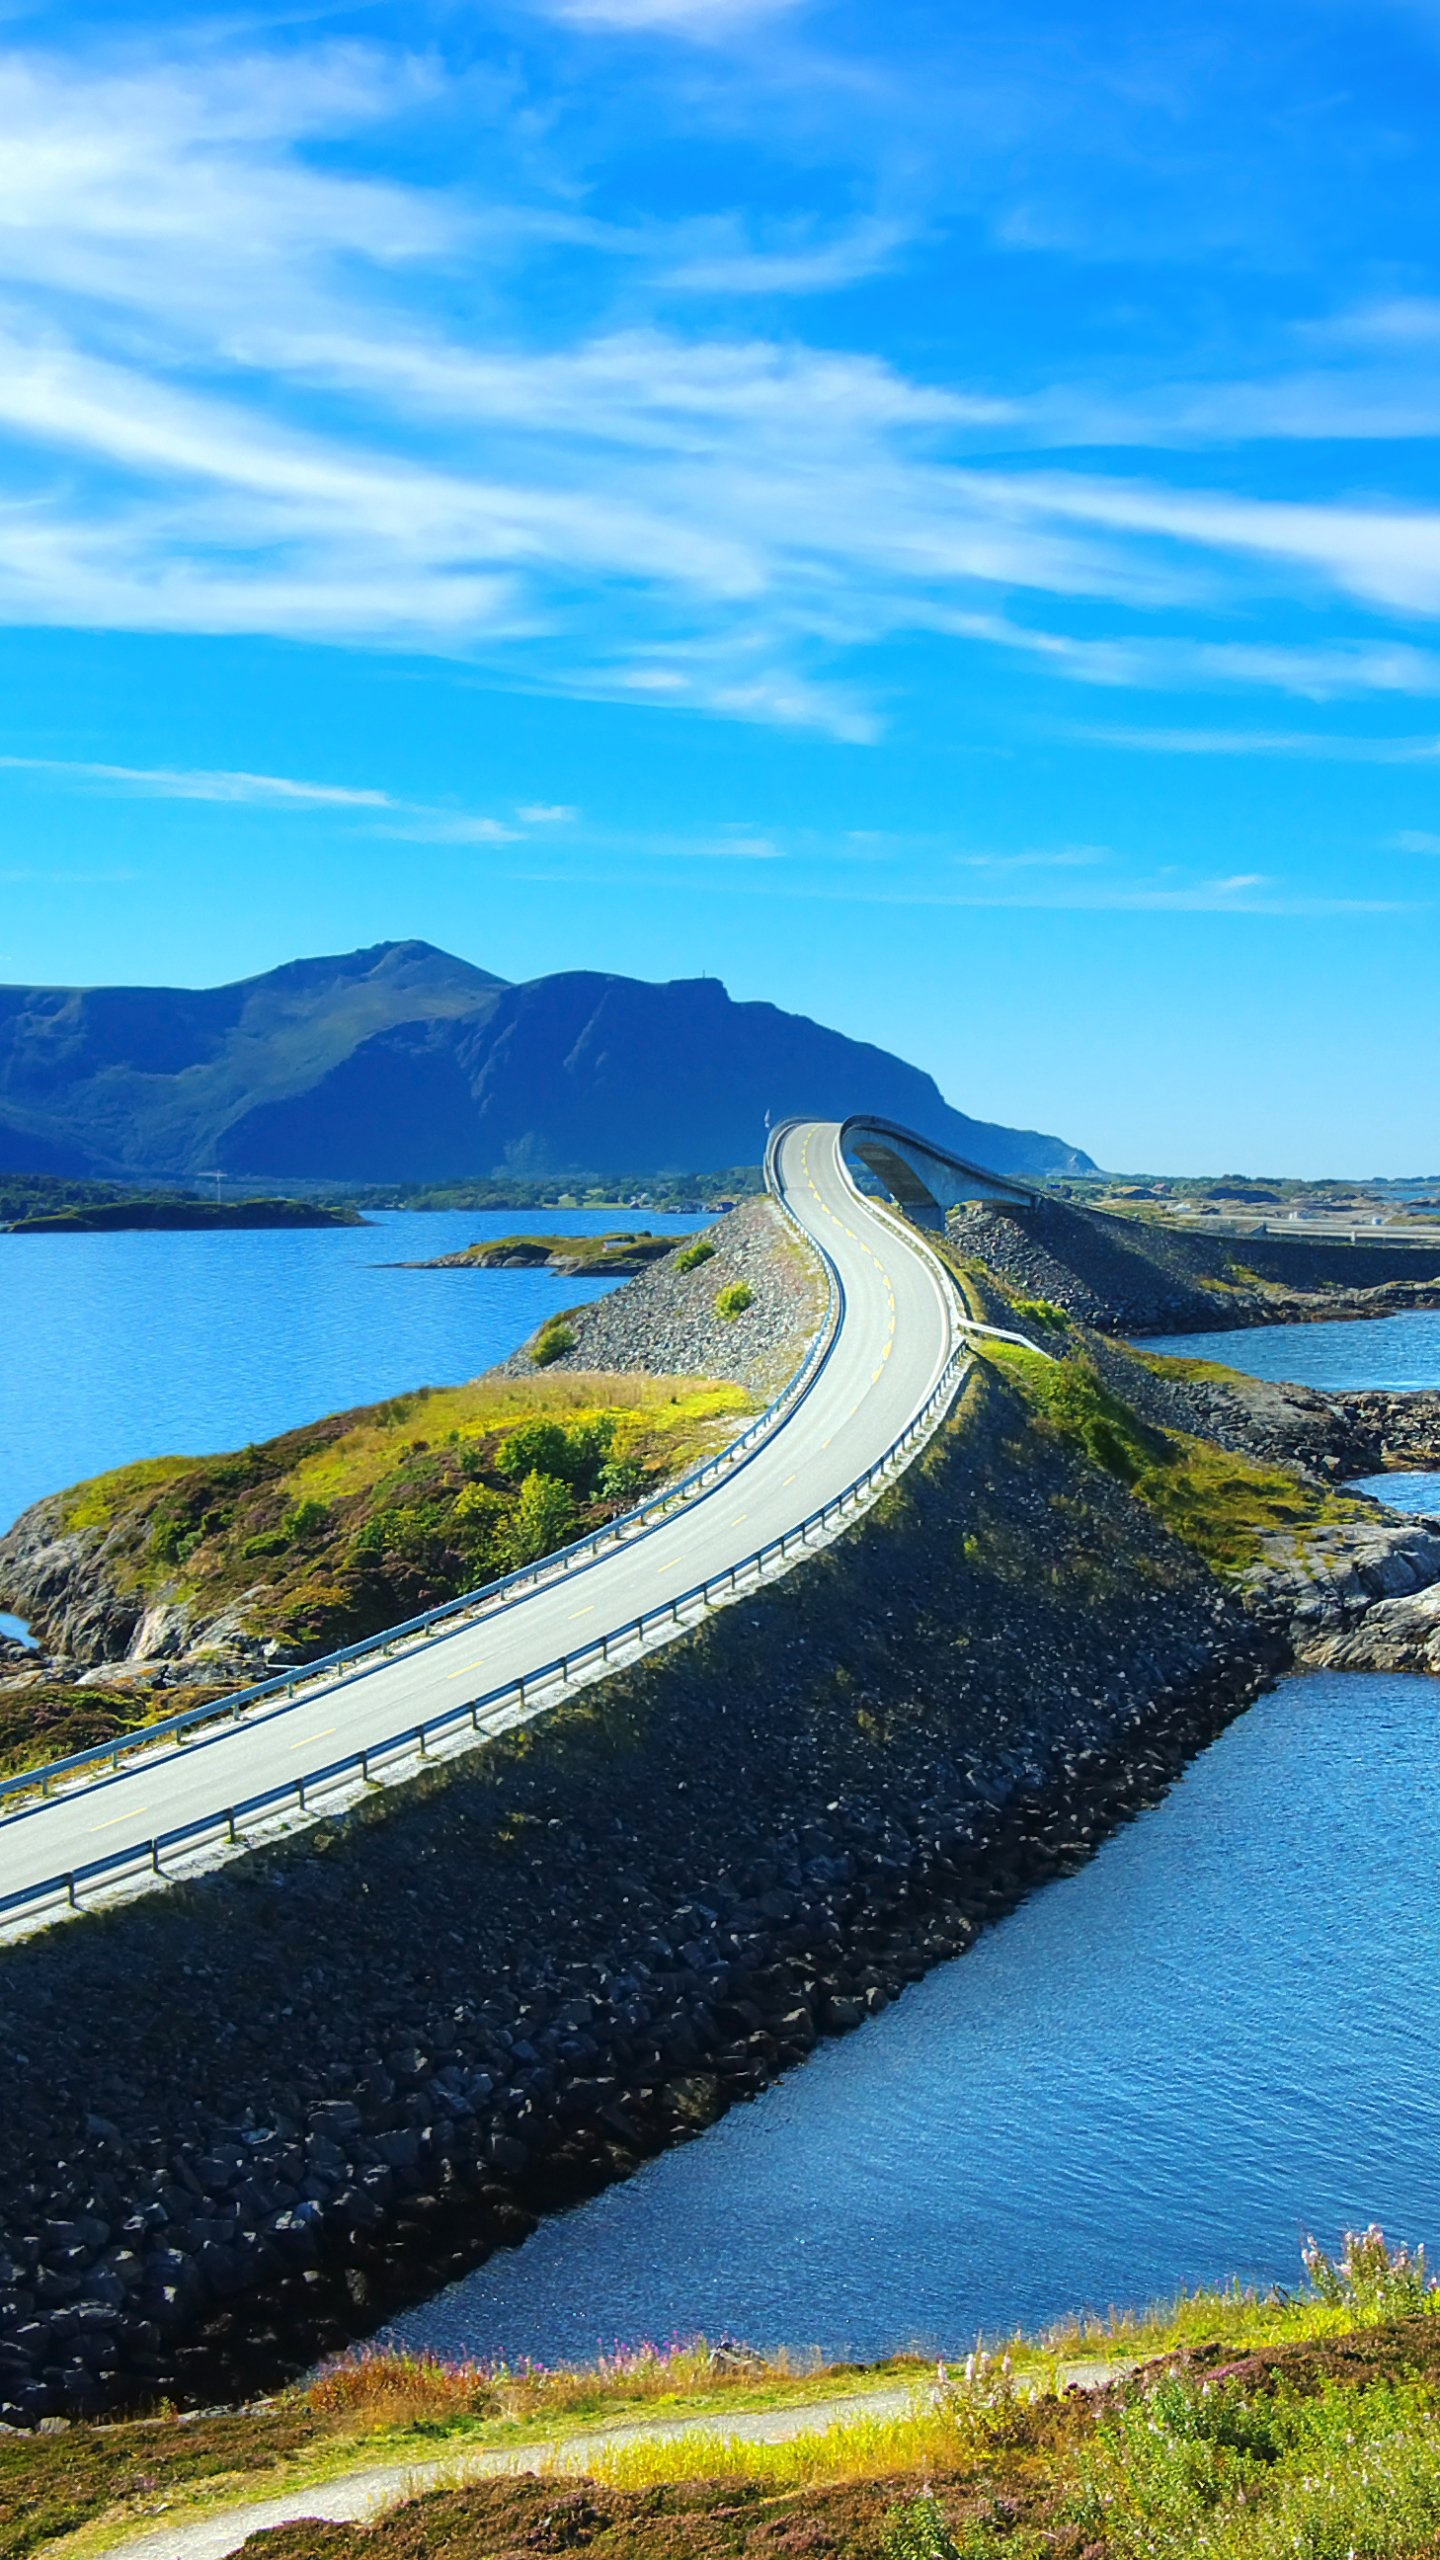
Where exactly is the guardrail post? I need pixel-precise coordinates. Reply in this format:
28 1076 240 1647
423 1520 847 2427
67 1874 78 1908
151 1841 161 1873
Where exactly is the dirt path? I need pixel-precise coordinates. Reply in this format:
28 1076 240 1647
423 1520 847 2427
83 2362 1125 2560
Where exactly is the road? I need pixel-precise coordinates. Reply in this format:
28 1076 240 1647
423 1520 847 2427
0 1121 959 1914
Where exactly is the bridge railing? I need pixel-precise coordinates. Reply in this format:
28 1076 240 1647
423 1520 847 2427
0 1328 968 1933
0 1234 841 1818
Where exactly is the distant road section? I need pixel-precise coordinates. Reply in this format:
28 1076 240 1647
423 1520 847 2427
0 1122 960 1915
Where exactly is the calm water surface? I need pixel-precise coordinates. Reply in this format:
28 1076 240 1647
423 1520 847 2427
1144 1305 1440 1391
0 1209 695 1539
386 1307 1440 2364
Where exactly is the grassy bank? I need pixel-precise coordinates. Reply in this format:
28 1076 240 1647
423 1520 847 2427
8 2236 1440 2560
0 1372 749 1773
982 1338 1369 1572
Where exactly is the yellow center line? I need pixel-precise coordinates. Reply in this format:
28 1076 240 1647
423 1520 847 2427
89 1806 147 1834
568 1605 595 1620
446 1658 487 1680
290 1728 335 1751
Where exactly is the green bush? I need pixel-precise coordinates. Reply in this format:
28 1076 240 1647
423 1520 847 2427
454 1481 509 1578
507 1468 577 1563
498 1416 614 1492
286 1496 331 1543
530 1320 576 1367
714 1280 754 1322
677 1239 716 1272
241 1527 289 1559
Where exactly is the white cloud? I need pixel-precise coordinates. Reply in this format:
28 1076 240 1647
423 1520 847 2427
1074 724 1440 760
0 30 1438 741
1396 829 1440 853
517 803 578 822
0 753 524 836
0 755 391 806
533 0 802 38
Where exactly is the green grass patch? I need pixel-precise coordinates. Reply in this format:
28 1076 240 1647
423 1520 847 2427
984 1343 1364 1572
1 1374 751 1756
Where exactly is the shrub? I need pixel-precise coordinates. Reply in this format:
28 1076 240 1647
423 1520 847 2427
453 1481 509 1577
507 1469 576 1564
498 1415 615 1492
883 2494 965 2560
531 1320 575 1367
677 1239 717 1272
496 1418 572 1480
286 1496 330 1543
241 1527 288 1559
1303 2225 1435 2321
714 1280 754 1321
1011 1294 1069 1332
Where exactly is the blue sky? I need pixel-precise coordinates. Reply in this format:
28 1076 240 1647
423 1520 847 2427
0 0 1438 1172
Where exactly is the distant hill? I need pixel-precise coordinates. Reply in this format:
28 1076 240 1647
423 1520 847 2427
0 941 1094 1182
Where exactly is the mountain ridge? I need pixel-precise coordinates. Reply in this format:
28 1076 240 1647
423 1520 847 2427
0 940 1094 1181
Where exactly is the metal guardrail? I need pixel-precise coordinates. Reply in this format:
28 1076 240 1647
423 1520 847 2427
0 1332 969 1929
0 1240 842 1818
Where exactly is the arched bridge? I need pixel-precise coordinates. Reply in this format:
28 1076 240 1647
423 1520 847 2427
0 1118 1041 1930
839 1114 1040 1231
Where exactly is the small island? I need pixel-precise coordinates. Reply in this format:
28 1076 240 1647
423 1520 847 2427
403 1229 695 1275
5 1198 366 1234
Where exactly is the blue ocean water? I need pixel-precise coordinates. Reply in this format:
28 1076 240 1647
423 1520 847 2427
0 1208 695 1539
1144 1306 1440 1392
392 1669 1440 2364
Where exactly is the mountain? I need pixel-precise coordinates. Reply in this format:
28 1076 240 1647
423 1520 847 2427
0 941 1094 1181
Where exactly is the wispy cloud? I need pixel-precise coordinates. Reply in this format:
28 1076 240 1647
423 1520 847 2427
0 754 523 837
0 25 1439 743
0 755 392 807
1075 724 1440 760
533 0 803 38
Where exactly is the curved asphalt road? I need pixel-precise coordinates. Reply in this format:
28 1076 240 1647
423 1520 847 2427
0 1122 959 1910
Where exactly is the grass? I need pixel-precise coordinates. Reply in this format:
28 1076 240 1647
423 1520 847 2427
0 1373 752 1774
982 1340 1368 1573
13 2246 1440 2560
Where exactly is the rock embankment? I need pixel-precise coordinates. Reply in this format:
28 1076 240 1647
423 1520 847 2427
950 1195 1440 1338
497 1198 825 1402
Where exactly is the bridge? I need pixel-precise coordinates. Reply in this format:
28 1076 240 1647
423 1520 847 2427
0 1118 1041 1933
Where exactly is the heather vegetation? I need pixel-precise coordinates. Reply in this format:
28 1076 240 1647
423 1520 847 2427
39 1371 750 1667
6 2241 1440 2560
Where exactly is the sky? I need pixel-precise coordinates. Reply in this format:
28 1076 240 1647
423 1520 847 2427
0 0 1438 1173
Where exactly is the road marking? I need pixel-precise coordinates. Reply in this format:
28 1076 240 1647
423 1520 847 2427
446 1659 487 1679
568 1605 594 1620
89 1806 147 1834
290 1728 335 1751
783 1472 797 1486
